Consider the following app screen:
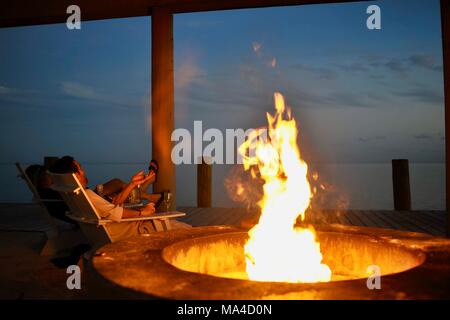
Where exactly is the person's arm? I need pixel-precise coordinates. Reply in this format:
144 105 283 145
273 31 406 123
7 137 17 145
112 171 156 206
111 181 137 206
140 174 156 193
101 178 126 197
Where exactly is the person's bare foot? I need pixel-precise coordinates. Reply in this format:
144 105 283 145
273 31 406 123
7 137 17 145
149 159 159 174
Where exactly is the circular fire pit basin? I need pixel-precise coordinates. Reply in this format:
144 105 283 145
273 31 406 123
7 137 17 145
91 225 450 299
162 231 424 282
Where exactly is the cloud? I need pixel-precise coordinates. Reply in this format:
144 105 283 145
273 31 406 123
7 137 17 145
358 135 387 143
174 64 347 128
413 133 445 141
175 62 205 90
325 92 371 108
181 83 265 111
176 50 444 115
369 74 385 80
60 81 99 100
341 53 443 77
375 53 442 73
337 58 409 74
292 64 338 80
337 62 370 73
0 85 13 95
59 81 142 109
384 58 409 73
414 134 433 140
0 86 47 109
409 54 443 72
0 82 139 111
393 88 444 105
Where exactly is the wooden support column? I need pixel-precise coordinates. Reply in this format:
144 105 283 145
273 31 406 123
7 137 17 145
152 7 175 210
442 0 450 237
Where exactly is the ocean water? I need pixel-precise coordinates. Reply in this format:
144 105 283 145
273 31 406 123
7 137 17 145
1 162 445 210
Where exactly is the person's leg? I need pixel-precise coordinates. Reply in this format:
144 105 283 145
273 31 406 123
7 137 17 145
50 243 91 269
101 178 126 196
140 179 153 193
140 159 159 192
45 201 79 226
141 190 173 212
140 192 162 204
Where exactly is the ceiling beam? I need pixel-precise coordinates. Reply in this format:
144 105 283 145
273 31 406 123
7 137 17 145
170 0 371 14
0 0 370 28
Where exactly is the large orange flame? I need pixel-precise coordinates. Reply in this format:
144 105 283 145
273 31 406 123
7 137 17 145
239 92 331 283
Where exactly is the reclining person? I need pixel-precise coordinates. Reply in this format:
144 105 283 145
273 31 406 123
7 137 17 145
49 156 190 242
97 160 164 206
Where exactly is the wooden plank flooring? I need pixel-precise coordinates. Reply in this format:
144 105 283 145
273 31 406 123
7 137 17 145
0 203 446 237
178 207 447 237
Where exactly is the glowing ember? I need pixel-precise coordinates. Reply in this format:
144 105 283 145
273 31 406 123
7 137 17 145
239 92 331 283
271 58 277 68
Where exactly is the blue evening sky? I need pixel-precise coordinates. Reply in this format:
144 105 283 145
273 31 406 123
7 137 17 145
0 0 445 166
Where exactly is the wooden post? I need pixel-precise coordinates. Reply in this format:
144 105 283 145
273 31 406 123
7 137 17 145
197 157 212 207
151 7 176 210
392 159 411 211
441 0 450 237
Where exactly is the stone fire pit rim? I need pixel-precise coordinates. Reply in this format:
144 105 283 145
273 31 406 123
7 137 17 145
91 225 450 300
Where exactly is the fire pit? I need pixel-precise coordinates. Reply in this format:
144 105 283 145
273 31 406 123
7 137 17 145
163 229 423 282
90 92 450 299
91 225 450 299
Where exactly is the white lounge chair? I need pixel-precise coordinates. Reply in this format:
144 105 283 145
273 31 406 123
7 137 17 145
15 162 83 256
48 172 186 249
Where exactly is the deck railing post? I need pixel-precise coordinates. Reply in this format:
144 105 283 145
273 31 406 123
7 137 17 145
392 159 411 211
197 157 212 207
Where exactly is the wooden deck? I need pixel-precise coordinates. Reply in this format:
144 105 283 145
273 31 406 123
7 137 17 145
0 203 446 237
178 207 447 237
0 203 447 299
